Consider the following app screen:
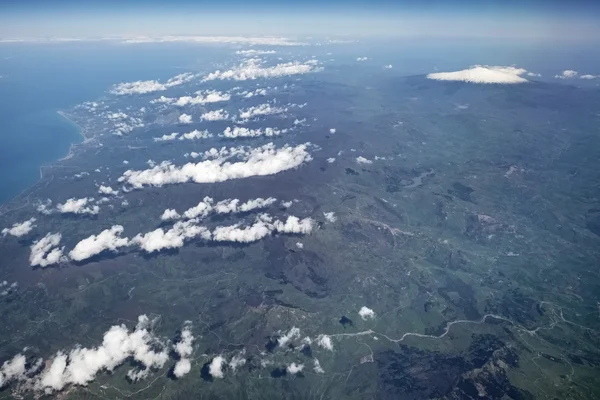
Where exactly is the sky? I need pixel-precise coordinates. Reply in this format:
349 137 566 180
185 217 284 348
0 0 599 40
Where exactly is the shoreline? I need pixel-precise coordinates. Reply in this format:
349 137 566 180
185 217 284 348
0 110 89 211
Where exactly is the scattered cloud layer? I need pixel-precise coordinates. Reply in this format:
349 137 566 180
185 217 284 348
427 65 528 84
123 36 305 46
152 90 231 106
203 58 320 81
111 73 195 95
239 103 286 120
200 109 229 121
178 114 192 124
236 49 277 55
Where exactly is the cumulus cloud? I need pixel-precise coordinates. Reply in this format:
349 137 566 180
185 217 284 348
56 198 100 215
119 142 312 188
327 157 336 163
212 214 313 243
155 90 231 106
239 103 286 120
2 218 36 237
30 233 65 267
359 306 376 320
34 315 169 393
427 65 528 84
384 64 393 69
356 156 373 164
316 335 333 351
154 132 179 142
236 49 276 55
173 322 194 378
132 220 210 253
278 327 301 347
208 356 226 379
287 363 304 374
68 225 129 262
0 354 27 388
222 126 285 138
228 351 247 372
555 70 578 79
313 359 324 373
178 114 192 124
200 109 229 121
203 58 320 81
160 209 181 221
356 57 368 61
323 212 337 223
180 129 212 140
526 72 541 77
581 74 598 80
111 73 195 95
295 242 304 249
98 185 118 196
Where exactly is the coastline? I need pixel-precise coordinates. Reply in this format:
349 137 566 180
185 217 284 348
0 110 88 211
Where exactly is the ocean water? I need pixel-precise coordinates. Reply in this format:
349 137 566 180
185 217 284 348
0 43 227 204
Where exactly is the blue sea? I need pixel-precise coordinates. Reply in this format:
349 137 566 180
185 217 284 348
0 43 225 204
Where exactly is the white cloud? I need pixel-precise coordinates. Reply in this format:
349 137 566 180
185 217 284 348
427 65 528 84
239 103 286 119
173 359 191 378
329 128 336 134
69 225 129 262
35 315 169 393
327 157 336 163
526 72 541 77
356 156 373 164
295 242 304 249
179 129 212 140
313 359 325 374
203 58 320 81
119 142 312 188
2 218 36 237
555 70 578 79
153 132 179 142
316 335 333 351
157 90 231 106
222 126 284 138
132 220 210 253
359 306 376 320
287 363 304 374
323 212 337 223
56 198 100 215
173 322 194 378
278 327 301 347
208 356 226 379
200 109 229 121
228 351 246 372
211 219 272 243
124 36 305 46
111 73 195 95
384 64 393 69
98 185 118 196
280 200 293 208
581 74 598 80
30 233 65 267
160 209 181 221
236 49 277 55
0 354 27 388
178 114 192 124
356 57 368 61
272 216 314 234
